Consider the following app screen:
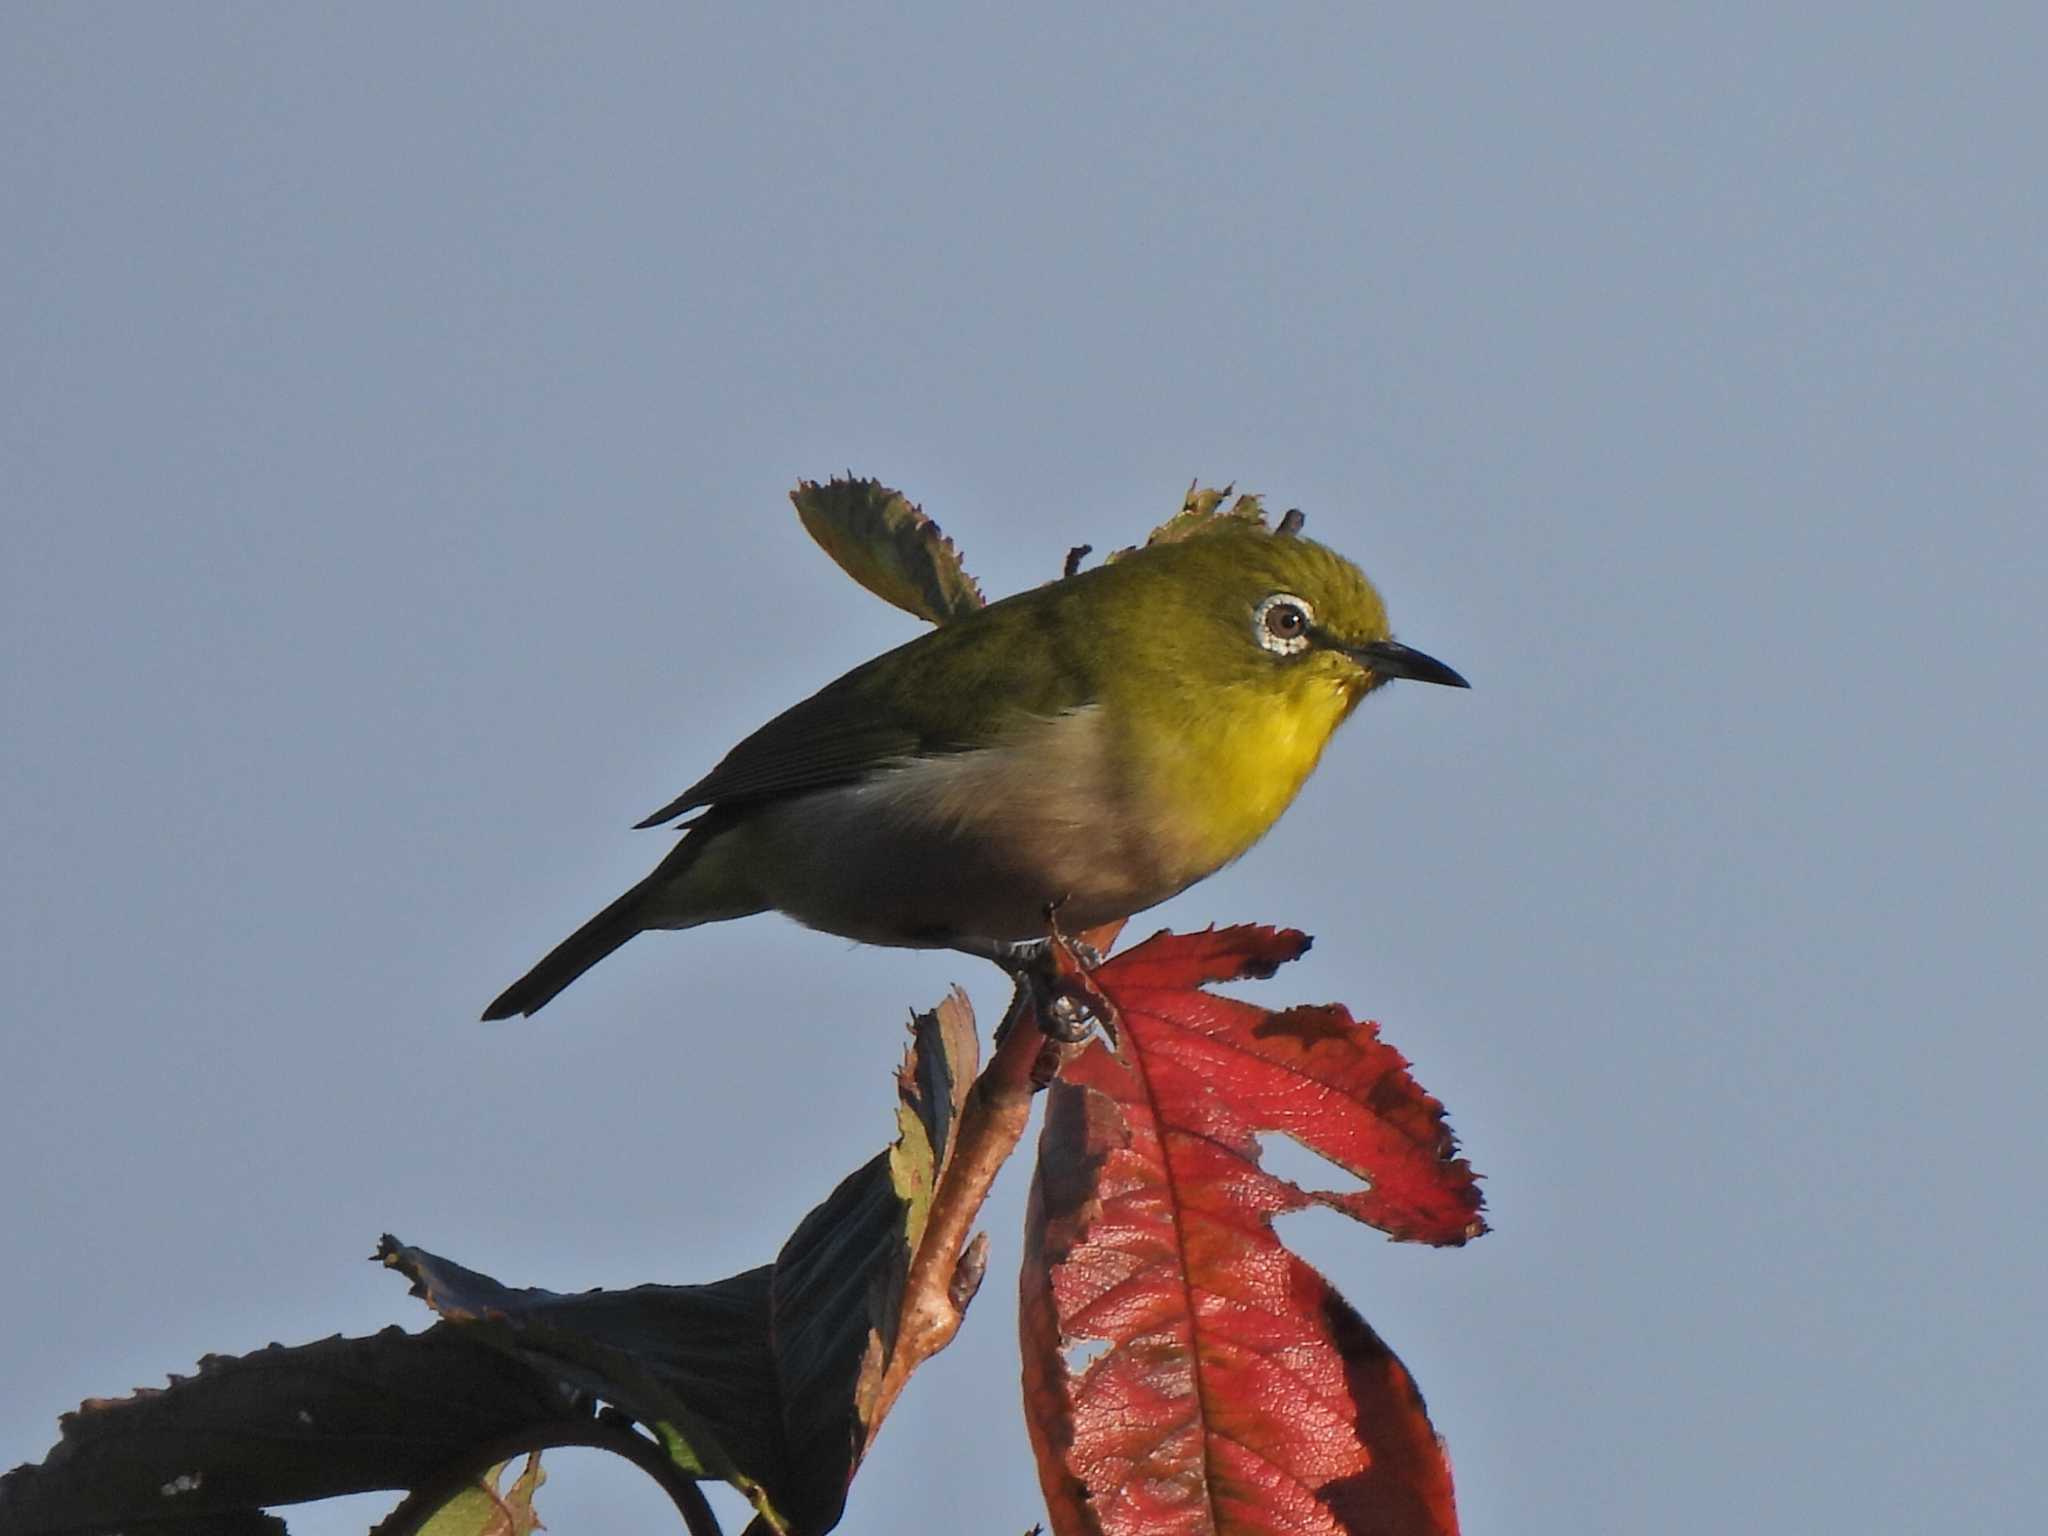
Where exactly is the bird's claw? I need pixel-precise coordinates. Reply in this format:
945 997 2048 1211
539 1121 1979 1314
981 934 1109 1045
1037 985 1100 1044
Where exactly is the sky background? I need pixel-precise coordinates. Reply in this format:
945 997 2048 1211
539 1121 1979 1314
4 6 2042 1533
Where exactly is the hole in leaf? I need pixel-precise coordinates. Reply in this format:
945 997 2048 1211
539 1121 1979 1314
1253 1130 1371 1196
1062 1334 1112 1377
1272 1198 1401 1278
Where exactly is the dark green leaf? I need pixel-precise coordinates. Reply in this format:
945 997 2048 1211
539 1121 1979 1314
0 1326 573 1534
380 990 980 1536
767 992 978 1535
378 1239 785 1528
3 996 982 1536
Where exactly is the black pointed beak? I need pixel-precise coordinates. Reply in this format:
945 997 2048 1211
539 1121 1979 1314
1348 638 1470 689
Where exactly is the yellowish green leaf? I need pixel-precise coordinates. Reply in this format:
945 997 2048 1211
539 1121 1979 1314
792 478 985 625
1106 480 1270 563
416 1453 545 1536
889 989 978 1252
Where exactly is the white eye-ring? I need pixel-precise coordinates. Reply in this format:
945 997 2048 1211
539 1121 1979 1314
1252 592 1315 655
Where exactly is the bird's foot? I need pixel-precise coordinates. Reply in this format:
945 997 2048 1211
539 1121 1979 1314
974 935 1108 1045
1036 982 1099 1044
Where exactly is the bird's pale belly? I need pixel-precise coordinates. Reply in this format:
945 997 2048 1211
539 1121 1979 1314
734 718 1203 946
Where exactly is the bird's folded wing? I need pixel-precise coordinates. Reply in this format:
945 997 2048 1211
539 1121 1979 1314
635 590 1100 828
633 679 932 827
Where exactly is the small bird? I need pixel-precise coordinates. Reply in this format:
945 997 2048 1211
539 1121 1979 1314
483 520 1466 1018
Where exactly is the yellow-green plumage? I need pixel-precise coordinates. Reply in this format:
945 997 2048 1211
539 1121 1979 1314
483 523 1464 1018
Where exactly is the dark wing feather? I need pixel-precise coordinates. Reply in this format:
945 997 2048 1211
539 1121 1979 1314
633 680 926 826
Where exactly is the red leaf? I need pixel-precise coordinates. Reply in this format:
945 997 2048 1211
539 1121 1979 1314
1021 926 1479 1536
1068 926 1484 1246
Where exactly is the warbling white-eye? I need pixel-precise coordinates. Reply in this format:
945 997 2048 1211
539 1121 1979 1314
483 517 1466 1018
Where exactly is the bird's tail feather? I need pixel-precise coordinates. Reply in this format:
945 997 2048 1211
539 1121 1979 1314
481 877 658 1020
483 824 767 1020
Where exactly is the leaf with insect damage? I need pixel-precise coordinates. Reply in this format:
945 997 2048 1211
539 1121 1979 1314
793 477 986 625
2 996 983 1536
1021 925 1480 1535
0 1326 572 1535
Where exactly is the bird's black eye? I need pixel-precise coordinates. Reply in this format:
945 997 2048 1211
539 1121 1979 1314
1252 592 1315 655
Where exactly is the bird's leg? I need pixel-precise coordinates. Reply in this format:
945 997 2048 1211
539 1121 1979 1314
955 935 1050 972
959 935 1107 973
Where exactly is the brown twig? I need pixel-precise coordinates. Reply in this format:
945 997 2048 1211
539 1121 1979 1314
863 921 1126 1442
863 982 1056 1439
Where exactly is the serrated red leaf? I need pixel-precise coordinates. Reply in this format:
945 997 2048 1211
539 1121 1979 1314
1068 927 1483 1246
1021 925 1478 1536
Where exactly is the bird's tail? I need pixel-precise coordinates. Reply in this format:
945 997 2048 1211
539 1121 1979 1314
481 877 657 1020
482 825 765 1020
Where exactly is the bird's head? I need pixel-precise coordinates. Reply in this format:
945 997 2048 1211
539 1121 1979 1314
1107 517 1469 709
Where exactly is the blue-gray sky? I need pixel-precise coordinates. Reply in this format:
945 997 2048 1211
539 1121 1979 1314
4 6 2042 1532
